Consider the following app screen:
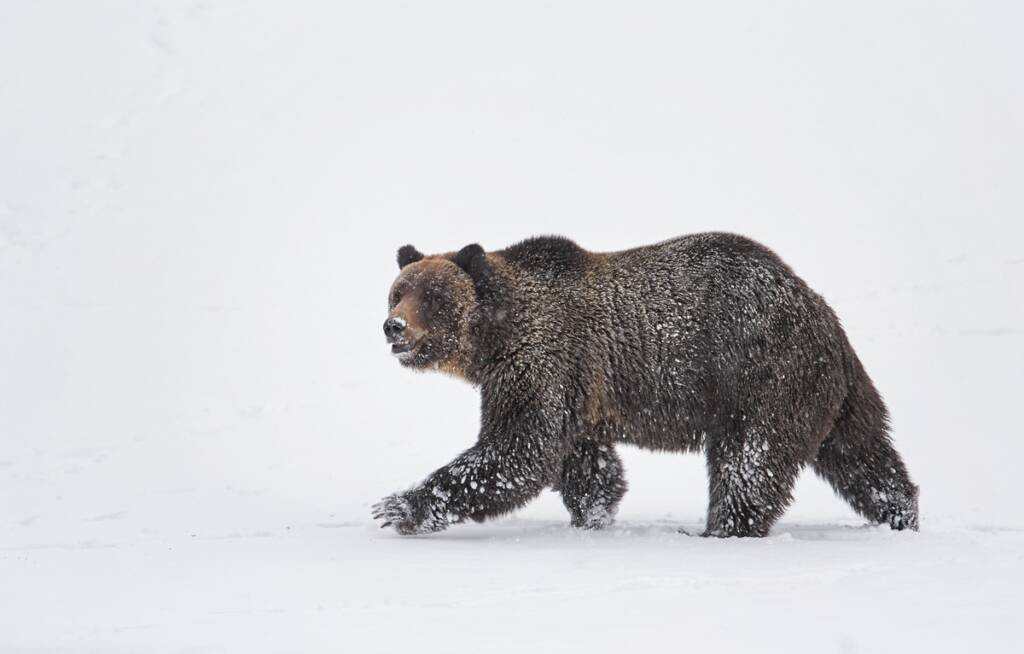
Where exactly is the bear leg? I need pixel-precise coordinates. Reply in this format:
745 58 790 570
557 441 627 529
704 434 803 537
812 393 919 531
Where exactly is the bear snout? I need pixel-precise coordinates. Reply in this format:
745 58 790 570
383 317 407 343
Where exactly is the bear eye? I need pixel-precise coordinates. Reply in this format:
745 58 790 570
423 287 447 311
391 290 402 306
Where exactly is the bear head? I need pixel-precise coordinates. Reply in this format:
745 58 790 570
383 243 492 374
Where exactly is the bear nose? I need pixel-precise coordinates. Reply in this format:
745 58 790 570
383 318 406 342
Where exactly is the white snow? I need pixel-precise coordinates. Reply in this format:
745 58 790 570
2 2 1023 653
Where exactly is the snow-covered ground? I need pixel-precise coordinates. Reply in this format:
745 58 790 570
2 2 1022 652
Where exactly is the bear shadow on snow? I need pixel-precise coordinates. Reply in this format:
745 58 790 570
372 233 919 538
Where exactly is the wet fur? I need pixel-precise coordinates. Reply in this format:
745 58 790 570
373 233 919 536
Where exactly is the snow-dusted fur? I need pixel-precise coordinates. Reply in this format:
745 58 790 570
373 233 918 537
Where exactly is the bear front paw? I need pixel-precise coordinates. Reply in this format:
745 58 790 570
372 489 448 535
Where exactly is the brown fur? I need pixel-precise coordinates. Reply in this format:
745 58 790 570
374 234 918 537
387 256 476 378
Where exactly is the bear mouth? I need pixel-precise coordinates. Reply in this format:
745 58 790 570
390 340 419 356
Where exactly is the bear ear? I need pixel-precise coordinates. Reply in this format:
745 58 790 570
453 243 500 300
454 243 486 274
397 245 424 269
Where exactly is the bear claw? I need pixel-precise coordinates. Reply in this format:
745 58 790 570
372 491 449 535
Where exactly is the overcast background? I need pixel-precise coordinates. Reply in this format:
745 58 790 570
2 2 1022 652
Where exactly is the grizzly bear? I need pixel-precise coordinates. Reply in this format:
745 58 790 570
372 233 919 537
